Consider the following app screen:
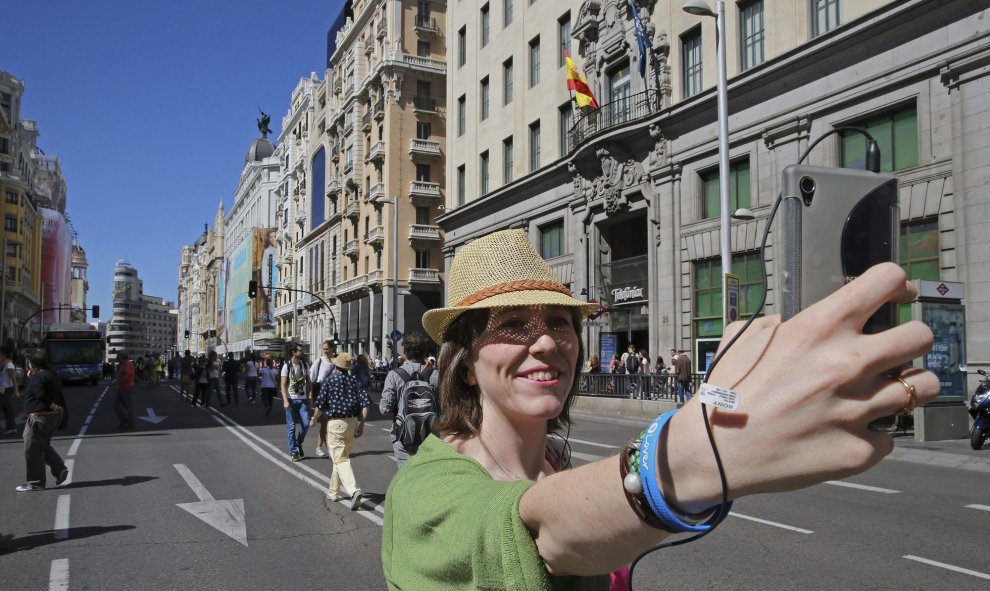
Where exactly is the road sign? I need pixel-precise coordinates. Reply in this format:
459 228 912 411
724 273 740 324
389 330 403 343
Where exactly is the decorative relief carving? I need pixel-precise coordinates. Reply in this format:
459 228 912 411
647 123 669 169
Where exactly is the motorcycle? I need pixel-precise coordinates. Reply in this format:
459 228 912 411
968 369 990 450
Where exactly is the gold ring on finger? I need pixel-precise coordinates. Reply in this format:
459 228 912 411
890 375 918 416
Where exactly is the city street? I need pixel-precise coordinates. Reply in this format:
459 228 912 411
2 380 990 590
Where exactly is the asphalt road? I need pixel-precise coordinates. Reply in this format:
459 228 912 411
1 380 989 590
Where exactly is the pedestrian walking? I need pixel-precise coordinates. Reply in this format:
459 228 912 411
179 350 194 399
280 344 310 461
311 352 371 509
259 358 278 415
308 340 338 457
191 354 209 407
380 331 438 467
1 346 21 434
673 348 692 404
206 351 222 407
112 352 136 430
15 351 69 492
222 352 241 405
243 353 258 404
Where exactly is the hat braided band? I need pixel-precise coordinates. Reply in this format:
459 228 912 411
454 280 573 307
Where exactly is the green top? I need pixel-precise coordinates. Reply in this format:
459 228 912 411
382 435 609 591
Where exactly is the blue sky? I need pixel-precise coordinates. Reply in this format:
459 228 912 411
2 0 343 323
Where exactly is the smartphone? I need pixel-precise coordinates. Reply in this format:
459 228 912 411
779 165 900 428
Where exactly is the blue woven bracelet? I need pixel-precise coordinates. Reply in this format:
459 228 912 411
639 409 729 533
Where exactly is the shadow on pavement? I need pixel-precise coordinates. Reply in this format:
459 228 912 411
60 475 158 490
0 524 136 553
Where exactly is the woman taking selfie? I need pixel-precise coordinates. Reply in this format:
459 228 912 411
382 230 937 590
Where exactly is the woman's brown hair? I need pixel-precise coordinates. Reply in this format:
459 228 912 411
434 307 585 437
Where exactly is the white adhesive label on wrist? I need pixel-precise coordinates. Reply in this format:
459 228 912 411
697 383 741 411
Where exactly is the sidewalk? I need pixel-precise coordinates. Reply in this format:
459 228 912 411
888 432 990 473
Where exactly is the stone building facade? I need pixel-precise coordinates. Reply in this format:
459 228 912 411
107 260 176 363
440 0 990 376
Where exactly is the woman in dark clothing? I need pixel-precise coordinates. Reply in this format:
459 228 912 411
16 352 69 492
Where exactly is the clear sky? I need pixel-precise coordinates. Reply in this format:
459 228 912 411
2 0 343 324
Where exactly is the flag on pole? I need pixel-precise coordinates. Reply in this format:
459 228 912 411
563 48 599 109
628 0 650 78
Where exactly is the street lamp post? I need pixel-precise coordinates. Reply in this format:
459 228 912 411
374 195 400 365
683 0 731 331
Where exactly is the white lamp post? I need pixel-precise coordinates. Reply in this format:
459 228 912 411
683 0 732 331
373 194 399 364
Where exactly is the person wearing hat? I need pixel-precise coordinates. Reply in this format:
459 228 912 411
381 229 939 590
310 352 371 509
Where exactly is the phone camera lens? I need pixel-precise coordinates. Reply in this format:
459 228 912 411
799 176 816 206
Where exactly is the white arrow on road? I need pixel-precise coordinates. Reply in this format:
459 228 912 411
173 464 247 546
139 407 167 424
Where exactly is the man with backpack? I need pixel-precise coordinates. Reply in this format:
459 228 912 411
280 344 310 461
379 331 439 467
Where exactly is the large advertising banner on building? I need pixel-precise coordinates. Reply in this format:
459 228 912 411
253 228 278 332
40 209 72 324
227 240 252 343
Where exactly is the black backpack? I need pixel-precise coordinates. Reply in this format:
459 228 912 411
625 353 640 374
391 366 438 448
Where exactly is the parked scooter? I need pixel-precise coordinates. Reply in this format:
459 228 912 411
968 369 990 450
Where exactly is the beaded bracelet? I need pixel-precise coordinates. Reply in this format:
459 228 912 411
622 410 729 533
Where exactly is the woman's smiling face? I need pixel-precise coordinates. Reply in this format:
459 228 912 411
466 305 580 423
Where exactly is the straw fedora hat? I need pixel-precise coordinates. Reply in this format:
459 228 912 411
333 352 354 370
422 229 598 343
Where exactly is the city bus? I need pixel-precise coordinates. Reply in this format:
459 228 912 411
43 323 104 385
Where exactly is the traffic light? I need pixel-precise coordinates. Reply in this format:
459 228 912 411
248 280 258 298
184 329 190 338
92 305 100 318
332 332 340 347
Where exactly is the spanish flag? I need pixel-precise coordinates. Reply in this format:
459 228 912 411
564 48 599 109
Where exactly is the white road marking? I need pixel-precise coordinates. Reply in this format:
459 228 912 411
173 463 248 546
205 409 384 526
903 555 990 581
824 480 900 494
139 407 167 424
62 459 74 487
67 387 109 457
566 437 620 449
48 558 69 591
54 495 70 540
729 512 814 534
965 504 990 512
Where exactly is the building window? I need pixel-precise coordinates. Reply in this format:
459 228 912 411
417 40 431 57
0 137 9 155
811 0 841 37
5 191 18 204
529 36 540 87
416 206 431 225
457 95 466 136
503 58 514 105
899 218 939 323
558 12 572 67
480 151 490 195
529 120 541 171
539 221 565 259
503 136 514 184
504 0 513 27
682 27 703 98
840 104 918 172
458 26 467 67
416 163 431 182
457 164 466 205
416 249 431 268
694 252 764 339
608 64 631 124
558 102 572 156
480 76 490 121
481 4 490 47
5 266 16 282
417 121 432 140
701 158 750 219
739 0 764 71
4 215 16 232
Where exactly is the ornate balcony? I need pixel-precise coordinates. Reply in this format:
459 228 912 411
400 53 447 76
409 138 441 158
408 180 441 205
413 96 437 113
367 269 383 285
568 89 660 153
364 225 384 246
409 268 441 284
365 140 385 163
294 209 306 227
408 224 441 242
413 15 438 34
336 274 367 296
343 239 359 257
344 200 360 219
376 19 386 40
361 110 372 132
326 177 341 197
368 182 385 202
372 97 385 121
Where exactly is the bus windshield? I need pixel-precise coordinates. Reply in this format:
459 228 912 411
46 341 102 365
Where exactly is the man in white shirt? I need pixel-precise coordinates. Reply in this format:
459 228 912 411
280 345 311 462
308 340 338 457
1 346 21 434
